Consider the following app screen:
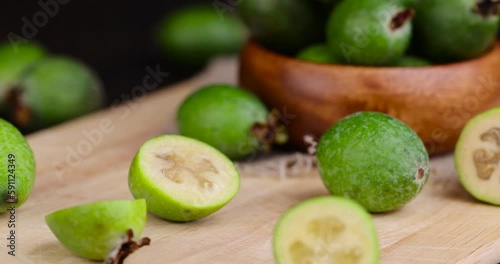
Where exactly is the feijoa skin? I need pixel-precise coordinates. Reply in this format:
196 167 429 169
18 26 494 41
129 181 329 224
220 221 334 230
0 118 36 212
316 112 430 213
455 108 500 205
160 6 247 67
296 44 338 64
326 0 414 66
177 84 268 160
413 0 500 62
239 0 327 54
12 57 104 131
0 42 46 115
45 199 148 261
273 196 379 264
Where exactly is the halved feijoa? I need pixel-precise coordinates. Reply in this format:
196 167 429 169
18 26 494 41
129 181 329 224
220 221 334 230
273 196 379 264
128 134 240 222
455 107 500 205
45 199 148 262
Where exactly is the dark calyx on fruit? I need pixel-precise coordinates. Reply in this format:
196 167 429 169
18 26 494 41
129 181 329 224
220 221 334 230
5 88 31 128
390 9 415 30
105 229 150 264
250 109 289 150
473 0 500 17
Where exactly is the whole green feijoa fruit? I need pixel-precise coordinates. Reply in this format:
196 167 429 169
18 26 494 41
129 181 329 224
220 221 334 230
160 6 247 67
454 107 500 205
45 199 148 261
10 57 104 131
393 55 432 67
413 0 500 62
128 135 240 222
326 0 414 65
296 44 338 64
239 0 327 54
0 118 36 212
0 42 46 115
316 112 430 212
177 84 276 160
273 196 379 264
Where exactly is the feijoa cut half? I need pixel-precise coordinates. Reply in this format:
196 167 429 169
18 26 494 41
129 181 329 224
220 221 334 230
128 134 240 222
455 107 500 205
45 199 149 262
273 196 379 264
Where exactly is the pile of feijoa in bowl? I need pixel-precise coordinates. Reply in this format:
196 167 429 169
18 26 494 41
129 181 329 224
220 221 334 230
240 0 499 66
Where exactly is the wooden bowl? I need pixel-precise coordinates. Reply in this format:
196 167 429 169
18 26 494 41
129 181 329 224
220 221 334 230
239 40 500 155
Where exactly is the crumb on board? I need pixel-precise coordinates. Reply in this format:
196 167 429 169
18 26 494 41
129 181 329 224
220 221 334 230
236 152 318 179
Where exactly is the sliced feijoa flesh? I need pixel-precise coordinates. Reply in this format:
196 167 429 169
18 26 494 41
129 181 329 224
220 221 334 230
45 199 148 262
274 196 379 264
455 107 500 205
128 134 240 222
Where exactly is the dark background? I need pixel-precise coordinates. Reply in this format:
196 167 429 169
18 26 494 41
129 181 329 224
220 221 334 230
0 0 206 104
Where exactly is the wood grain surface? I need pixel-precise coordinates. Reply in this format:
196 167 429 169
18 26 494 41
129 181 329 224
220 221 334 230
0 58 499 264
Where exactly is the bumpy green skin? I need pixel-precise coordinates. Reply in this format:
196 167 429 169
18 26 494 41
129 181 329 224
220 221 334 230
160 6 247 67
18 57 104 131
45 199 147 261
128 135 240 222
296 44 338 64
273 196 379 264
0 118 36 212
393 55 432 67
413 0 499 62
317 112 430 212
239 0 327 54
326 0 412 66
0 42 46 115
177 84 268 160
454 108 500 205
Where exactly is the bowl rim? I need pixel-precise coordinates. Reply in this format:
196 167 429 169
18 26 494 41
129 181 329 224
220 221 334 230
243 39 500 70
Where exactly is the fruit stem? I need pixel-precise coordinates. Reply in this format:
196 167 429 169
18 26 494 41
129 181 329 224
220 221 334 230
105 229 151 264
250 109 290 150
6 88 31 128
390 8 415 30
473 0 500 17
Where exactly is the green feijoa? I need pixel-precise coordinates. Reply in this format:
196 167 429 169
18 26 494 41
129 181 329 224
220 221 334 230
316 112 430 212
177 84 275 160
160 6 247 67
296 44 339 64
273 196 379 264
128 135 240 222
0 118 36 212
239 0 327 54
413 0 499 62
45 199 148 261
11 57 104 131
454 107 500 205
0 42 46 115
326 0 414 65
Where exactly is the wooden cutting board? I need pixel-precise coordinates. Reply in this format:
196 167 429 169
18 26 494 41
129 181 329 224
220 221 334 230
1 58 499 264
